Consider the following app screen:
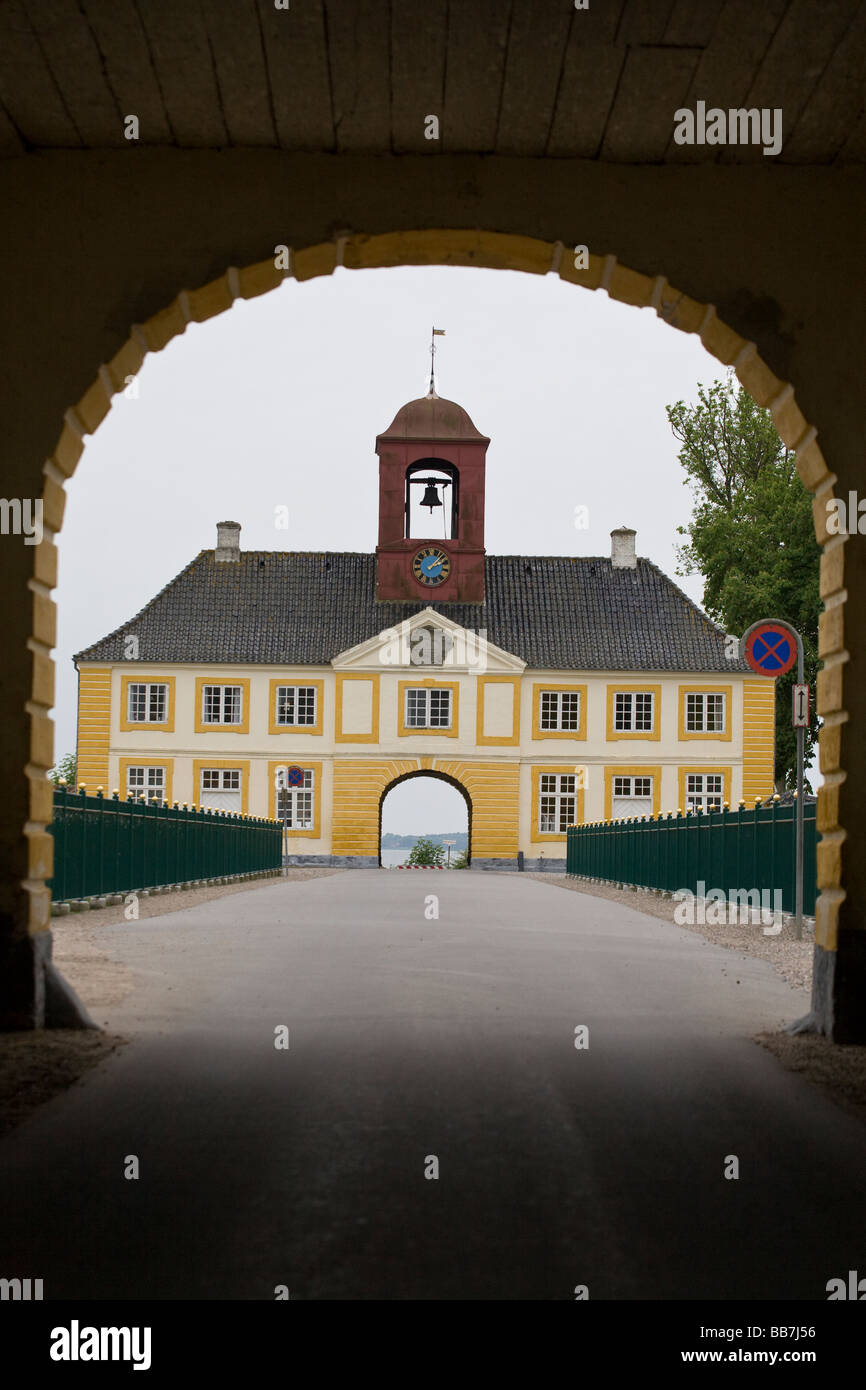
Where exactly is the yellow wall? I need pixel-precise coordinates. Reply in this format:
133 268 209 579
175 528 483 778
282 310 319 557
331 756 519 860
332 759 418 856
742 679 776 804
86 659 771 853
435 758 520 859
76 666 111 790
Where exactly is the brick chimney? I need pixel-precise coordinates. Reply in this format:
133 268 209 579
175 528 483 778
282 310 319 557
215 520 241 562
610 526 636 569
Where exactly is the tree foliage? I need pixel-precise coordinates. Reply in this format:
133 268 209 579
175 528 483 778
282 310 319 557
49 752 77 787
407 837 446 867
667 376 820 787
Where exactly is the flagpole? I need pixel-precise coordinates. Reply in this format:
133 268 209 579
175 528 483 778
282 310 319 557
428 327 445 397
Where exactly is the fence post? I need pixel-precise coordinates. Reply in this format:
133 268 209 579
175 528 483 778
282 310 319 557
96 787 105 894
769 794 778 912
78 785 88 901
53 783 66 902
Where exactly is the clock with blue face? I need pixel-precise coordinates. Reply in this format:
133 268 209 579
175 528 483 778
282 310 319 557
413 547 451 587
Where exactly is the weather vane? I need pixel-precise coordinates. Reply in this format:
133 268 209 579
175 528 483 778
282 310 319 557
427 326 445 397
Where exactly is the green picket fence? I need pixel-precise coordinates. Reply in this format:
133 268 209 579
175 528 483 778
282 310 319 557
566 801 818 916
48 786 283 902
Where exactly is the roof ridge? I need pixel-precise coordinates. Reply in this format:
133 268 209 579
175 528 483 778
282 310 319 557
203 549 373 558
182 549 669 563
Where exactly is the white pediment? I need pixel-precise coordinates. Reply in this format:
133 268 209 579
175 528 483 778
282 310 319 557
331 607 525 674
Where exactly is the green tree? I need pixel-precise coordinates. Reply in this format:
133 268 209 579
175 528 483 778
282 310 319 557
407 837 446 867
49 752 77 786
451 850 469 870
667 375 820 788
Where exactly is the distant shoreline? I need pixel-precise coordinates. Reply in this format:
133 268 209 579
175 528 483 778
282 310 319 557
381 832 468 850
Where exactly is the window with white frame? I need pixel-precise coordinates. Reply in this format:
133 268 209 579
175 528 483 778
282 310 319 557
275 768 314 829
202 684 243 725
201 769 240 793
685 773 723 812
538 773 577 833
200 767 242 813
276 685 317 726
612 776 653 817
126 765 166 803
685 692 726 733
127 682 167 723
540 689 581 731
614 691 654 732
405 687 452 729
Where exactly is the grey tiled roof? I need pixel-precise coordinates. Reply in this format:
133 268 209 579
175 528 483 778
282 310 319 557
74 550 749 672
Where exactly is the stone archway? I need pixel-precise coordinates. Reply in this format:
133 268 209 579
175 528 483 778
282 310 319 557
14 230 848 1034
378 768 472 868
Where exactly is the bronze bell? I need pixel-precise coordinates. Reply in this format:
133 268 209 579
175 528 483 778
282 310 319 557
420 480 443 510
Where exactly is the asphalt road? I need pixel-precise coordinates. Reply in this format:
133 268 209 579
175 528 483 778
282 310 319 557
1 871 864 1300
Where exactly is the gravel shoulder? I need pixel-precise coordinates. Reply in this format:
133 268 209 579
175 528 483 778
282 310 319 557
52 867 345 1021
521 871 813 991
755 1032 866 1127
0 1031 125 1139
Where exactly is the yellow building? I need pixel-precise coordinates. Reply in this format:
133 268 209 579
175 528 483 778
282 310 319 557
74 391 774 869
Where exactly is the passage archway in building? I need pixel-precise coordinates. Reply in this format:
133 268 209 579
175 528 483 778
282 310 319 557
6 229 851 1038
379 769 471 868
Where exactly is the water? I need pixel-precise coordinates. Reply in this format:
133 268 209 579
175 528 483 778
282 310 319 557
381 848 411 868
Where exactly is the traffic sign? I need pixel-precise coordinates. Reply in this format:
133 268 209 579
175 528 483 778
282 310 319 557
743 623 797 677
740 617 807 942
286 765 304 787
792 683 810 728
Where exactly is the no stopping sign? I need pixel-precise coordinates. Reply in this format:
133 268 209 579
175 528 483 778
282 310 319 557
743 623 797 677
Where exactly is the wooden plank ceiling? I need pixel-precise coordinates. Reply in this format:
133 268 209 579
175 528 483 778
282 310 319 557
0 0 862 162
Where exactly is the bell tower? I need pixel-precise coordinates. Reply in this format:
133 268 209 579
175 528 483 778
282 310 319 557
375 389 490 603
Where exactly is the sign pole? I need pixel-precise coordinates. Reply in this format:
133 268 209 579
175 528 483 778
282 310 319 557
795 737 804 934
794 655 805 941
740 619 806 940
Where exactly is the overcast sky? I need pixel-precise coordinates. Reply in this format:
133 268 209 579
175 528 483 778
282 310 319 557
55 264 776 832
